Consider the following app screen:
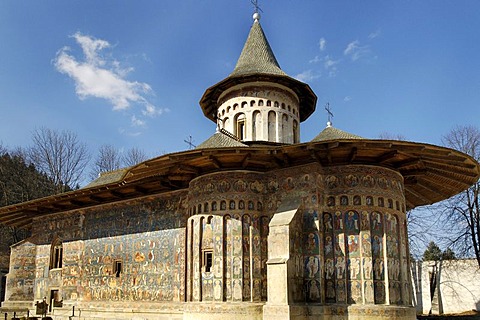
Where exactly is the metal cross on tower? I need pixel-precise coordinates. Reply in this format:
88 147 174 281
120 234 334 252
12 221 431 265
251 0 263 14
325 103 334 127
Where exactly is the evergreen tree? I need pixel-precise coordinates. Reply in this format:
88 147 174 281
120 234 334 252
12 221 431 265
423 241 442 261
441 248 456 260
0 150 60 272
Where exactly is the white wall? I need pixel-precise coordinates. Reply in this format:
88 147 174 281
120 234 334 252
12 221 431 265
413 259 480 315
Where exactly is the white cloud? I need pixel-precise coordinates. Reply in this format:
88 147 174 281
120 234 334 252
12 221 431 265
142 104 170 117
344 40 370 61
344 96 352 102
54 32 166 128
294 70 321 82
324 55 340 77
131 115 146 127
368 29 381 40
319 37 327 51
309 55 321 64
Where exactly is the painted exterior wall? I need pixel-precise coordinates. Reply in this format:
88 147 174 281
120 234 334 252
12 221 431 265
2 163 417 319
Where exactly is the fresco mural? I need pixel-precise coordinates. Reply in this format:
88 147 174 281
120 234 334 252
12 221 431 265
4 163 414 317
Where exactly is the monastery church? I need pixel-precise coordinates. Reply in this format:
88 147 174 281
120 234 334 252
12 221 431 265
1 11 479 320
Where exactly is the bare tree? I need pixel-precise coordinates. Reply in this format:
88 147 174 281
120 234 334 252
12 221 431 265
378 132 407 141
28 127 90 192
407 207 441 259
0 142 6 155
90 145 149 181
123 147 148 167
436 125 480 267
90 144 122 180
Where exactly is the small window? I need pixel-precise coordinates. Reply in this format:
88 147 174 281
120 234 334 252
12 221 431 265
203 250 213 272
50 239 63 270
113 260 122 277
236 114 246 140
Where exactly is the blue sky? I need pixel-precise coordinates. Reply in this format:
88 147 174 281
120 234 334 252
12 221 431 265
1 1 480 161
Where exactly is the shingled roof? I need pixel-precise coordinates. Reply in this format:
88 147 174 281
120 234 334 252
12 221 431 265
312 125 364 142
230 19 286 77
196 129 248 149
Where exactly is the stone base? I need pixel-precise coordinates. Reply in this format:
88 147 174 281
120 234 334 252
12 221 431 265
183 302 264 320
263 304 417 320
1 301 415 320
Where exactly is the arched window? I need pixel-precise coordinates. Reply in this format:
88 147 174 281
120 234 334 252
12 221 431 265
266 100 271 107
268 111 276 142
235 113 246 140
293 120 299 143
50 238 63 270
282 114 289 142
258 100 264 106
250 100 255 107
252 110 261 141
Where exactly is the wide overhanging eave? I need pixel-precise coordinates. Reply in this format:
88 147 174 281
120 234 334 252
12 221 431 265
200 74 317 123
1 139 478 229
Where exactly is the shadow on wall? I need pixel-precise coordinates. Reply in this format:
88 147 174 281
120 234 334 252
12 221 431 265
476 300 480 312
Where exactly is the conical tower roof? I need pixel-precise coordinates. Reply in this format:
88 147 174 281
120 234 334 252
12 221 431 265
200 15 317 123
229 19 286 77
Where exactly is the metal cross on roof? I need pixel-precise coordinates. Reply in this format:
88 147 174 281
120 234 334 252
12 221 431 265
325 102 334 126
251 0 263 14
184 135 196 149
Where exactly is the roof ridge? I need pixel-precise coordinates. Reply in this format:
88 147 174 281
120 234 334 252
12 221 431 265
311 125 363 142
219 128 241 141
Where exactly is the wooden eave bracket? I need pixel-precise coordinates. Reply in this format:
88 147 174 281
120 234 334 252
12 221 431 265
208 155 222 169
